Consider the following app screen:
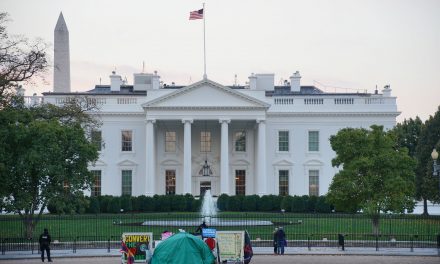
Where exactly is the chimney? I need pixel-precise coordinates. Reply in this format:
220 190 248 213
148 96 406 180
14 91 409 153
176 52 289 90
110 71 122 92
248 73 257 90
255 74 274 91
382 85 392 97
152 71 160 90
290 71 301 92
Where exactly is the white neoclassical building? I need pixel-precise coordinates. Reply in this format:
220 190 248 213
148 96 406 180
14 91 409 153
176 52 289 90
33 71 399 197
26 13 399 197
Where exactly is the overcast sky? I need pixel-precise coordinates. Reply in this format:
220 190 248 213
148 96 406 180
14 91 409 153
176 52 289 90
3 0 439 122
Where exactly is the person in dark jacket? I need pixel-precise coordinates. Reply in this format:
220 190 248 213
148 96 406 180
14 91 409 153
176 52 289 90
39 228 52 262
275 227 286 255
272 227 278 254
195 221 208 235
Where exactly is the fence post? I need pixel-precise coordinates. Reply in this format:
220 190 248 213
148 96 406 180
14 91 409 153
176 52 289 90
375 234 379 251
410 235 414 252
107 237 110 253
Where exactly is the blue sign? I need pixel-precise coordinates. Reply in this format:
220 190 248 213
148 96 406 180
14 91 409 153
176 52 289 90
202 228 216 238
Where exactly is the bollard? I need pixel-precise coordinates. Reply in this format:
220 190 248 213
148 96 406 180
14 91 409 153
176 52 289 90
410 235 414 252
338 234 345 251
73 237 77 253
107 238 110 253
437 234 440 256
1 238 5 255
307 234 311 251
375 234 379 251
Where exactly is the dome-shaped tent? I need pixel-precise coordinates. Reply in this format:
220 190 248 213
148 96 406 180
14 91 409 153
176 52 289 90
150 232 215 264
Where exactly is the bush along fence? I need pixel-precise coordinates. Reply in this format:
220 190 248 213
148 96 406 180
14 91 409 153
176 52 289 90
1 212 440 253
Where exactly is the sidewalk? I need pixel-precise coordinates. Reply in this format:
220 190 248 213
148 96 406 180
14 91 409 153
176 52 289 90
1 247 439 260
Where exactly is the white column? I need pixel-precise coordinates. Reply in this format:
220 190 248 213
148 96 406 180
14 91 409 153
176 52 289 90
257 119 267 195
145 119 156 196
182 119 193 194
219 119 231 195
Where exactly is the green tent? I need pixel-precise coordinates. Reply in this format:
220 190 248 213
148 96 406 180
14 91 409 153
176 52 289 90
150 232 215 264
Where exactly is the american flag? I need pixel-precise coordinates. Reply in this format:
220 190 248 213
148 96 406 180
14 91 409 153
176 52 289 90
189 9 203 20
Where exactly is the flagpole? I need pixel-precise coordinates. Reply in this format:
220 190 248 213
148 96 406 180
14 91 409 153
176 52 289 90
203 3 207 80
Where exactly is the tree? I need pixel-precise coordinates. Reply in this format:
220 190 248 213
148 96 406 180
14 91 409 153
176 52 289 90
0 102 99 238
415 106 440 213
393 117 427 213
327 125 416 234
0 12 48 107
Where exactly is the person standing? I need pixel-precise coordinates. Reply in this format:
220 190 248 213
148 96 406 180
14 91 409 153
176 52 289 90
195 221 208 235
39 228 52 262
275 227 286 255
272 227 278 254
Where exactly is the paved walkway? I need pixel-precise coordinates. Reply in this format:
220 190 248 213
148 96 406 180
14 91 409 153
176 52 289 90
0 247 438 261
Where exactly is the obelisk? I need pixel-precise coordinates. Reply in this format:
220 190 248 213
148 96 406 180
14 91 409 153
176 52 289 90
54 12 70 93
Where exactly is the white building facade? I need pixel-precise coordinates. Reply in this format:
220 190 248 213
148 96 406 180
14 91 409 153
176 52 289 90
34 71 399 197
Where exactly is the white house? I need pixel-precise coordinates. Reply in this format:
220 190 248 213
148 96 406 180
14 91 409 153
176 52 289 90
33 71 399 198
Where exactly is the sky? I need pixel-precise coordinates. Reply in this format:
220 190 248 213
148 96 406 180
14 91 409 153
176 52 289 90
2 0 439 122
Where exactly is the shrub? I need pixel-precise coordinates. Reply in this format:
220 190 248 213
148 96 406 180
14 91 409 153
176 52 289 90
107 196 121 213
120 195 132 212
171 195 186 211
242 195 258 211
280 196 293 212
88 196 100 214
228 196 242 211
315 196 332 213
306 195 318 213
290 195 306 212
184 194 195 211
217 194 229 211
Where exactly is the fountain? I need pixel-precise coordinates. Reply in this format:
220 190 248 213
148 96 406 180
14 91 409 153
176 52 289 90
200 190 217 224
142 190 273 227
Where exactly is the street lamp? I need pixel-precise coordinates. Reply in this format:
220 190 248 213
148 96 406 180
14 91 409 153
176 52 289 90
431 148 440 193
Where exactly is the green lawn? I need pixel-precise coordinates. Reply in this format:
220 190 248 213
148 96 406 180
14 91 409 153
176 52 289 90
1 212 439 242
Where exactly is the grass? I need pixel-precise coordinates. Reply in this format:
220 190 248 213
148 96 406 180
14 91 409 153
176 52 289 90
1 212 439 242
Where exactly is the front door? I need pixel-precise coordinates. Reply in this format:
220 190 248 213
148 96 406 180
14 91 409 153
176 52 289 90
200 181 211 197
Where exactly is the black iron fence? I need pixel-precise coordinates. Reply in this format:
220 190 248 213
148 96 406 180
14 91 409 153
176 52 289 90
1 213 439 254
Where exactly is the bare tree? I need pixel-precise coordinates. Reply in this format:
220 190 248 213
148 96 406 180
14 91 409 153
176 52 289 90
0 12 49 107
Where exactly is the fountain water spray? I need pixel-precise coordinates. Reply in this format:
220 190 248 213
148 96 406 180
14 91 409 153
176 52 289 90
200 190 217 224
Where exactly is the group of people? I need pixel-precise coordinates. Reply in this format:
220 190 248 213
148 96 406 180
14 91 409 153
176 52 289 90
273 226 286 255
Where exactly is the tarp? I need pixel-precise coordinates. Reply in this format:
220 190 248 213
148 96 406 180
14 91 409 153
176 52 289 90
150 232 215 264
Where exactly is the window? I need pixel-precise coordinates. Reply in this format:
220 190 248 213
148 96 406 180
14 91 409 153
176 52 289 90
165 131 176 152
121 170 132 195
235 170 246 195
308 131 319 151
200 131 211 152
278 131 289 152
279 170 289 196
91 130 102 151
121 130 133 152
309 170 319 196
165 170 176 195
234 131 246 152
91 170 101 197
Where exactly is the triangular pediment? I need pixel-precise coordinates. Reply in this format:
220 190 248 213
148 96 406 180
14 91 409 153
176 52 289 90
117 159 138 166
143 79 269 109
272 159 294 166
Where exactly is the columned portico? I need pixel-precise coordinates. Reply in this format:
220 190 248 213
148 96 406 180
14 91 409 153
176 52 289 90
219 118 231 195
257 119 267 195
182 118 193 194
145 118 156 196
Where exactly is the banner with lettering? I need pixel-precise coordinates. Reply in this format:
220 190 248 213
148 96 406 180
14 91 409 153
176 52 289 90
121 232 153 263
216 231 244 263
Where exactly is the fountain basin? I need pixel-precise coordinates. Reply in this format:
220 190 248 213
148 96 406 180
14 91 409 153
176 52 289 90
141 218 273 227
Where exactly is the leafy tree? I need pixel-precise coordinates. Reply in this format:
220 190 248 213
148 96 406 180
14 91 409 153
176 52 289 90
327 125 416 234
415 106 440 213
0 102 99 238
0 12 48 107
393 117 428 213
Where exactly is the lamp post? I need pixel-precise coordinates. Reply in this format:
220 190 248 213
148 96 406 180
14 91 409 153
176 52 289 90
431 148 440 193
